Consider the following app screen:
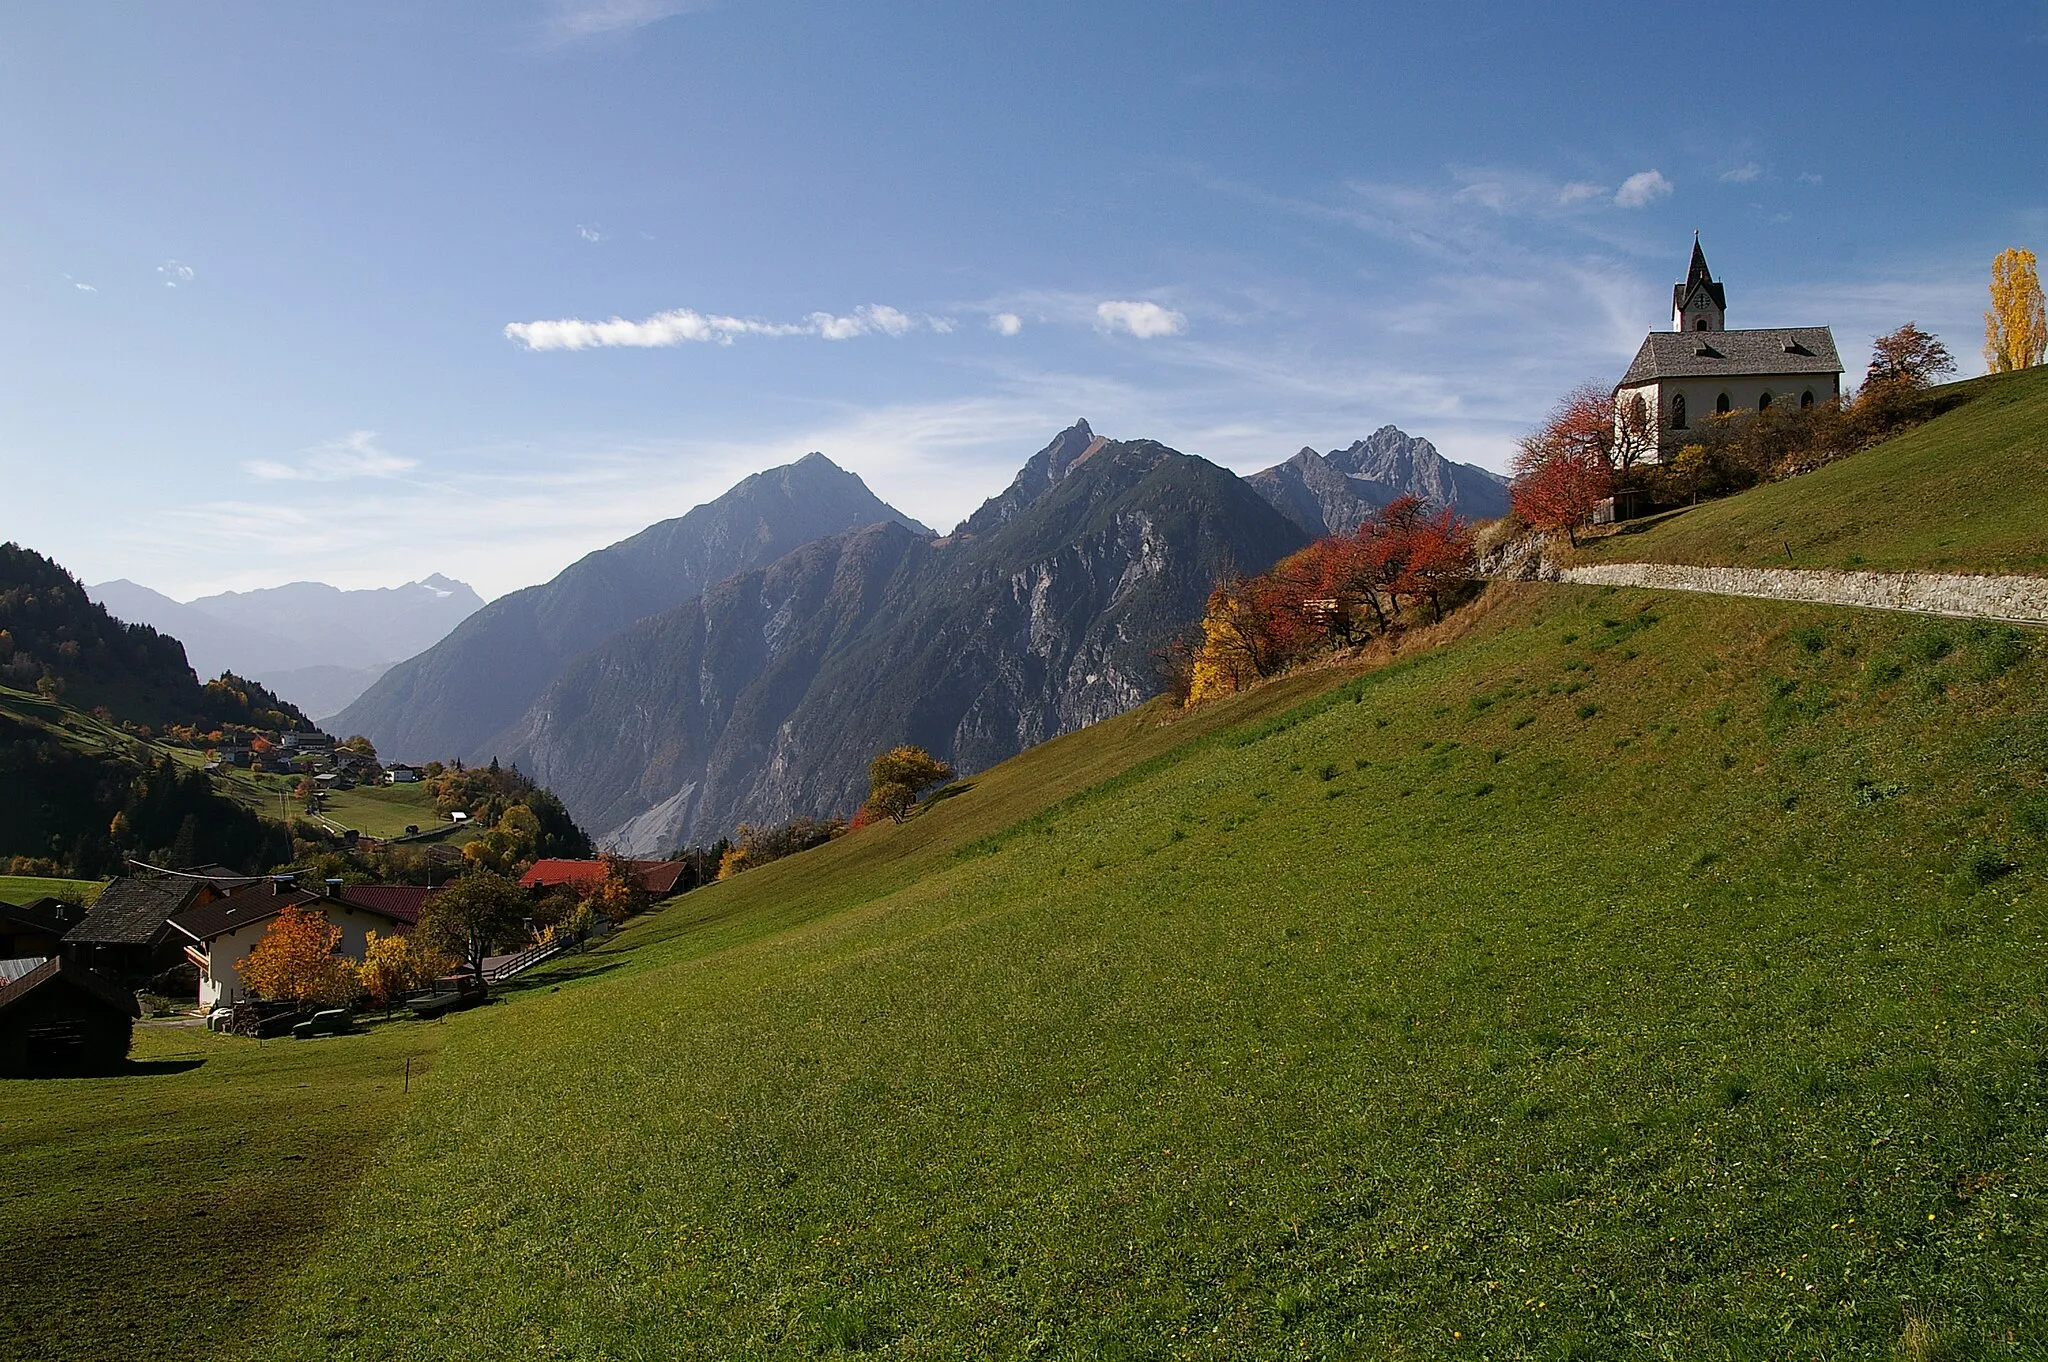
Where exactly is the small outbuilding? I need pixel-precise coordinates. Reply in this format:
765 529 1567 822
0 956 140 1077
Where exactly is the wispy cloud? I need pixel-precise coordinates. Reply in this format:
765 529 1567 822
540 0 709 42
245 430 418 482
504 303 946 351
1557 181 1605 205
1720 162 1763 184
577 224 605 243
1094 300 1187 339
157 260 195 288
1613 170 1673 209
989 312 1023 336
1798 171 1825 186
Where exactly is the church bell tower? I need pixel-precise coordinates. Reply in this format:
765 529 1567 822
1672 237 1727 332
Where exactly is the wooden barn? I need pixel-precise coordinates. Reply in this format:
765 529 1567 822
0 957 140 1077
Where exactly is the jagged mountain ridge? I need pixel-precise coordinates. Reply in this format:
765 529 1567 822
496 431 1310 852
1245 425 1510 537
333 453 932 761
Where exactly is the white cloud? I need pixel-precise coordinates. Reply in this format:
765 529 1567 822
1094 300 1188 339
74 282 96 293
505 303 948 350
989 312 1023 336
577 224 605 243
1613 170 1673 209
1799 171 1825 186
1720 162 1763 183
1557 181 1605 204
245 431 418 483
542 0 708 41
157 260 195 289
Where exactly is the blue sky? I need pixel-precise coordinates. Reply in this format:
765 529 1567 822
2 1 2042 599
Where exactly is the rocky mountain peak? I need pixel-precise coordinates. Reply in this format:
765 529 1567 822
955 420 1112 538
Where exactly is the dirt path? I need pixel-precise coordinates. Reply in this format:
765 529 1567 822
1552 562 2048 626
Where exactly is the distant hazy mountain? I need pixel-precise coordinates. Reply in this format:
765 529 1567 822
333 453 934 762
1246 426 1510 537
496 425 1310 852
89 575 483 721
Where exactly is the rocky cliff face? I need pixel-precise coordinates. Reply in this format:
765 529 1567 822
331 454 930 762
498 435 1308 852
1246 425 1510 537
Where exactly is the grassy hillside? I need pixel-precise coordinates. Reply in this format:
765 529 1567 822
0 874 104 905
0 1021 446 1362
1574 364 2048 574
243 584 2048 1359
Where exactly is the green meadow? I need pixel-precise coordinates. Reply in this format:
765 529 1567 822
1574 364 2048 575
0 875 104 906
237 584 2047 1360
8 391 2048 1360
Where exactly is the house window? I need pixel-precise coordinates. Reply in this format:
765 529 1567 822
1671 393 1687 429
1716 392 1731 415
1801 390 1815 409
1759 392 1773 412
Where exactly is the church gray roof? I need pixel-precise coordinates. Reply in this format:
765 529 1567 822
1618 327 1842 388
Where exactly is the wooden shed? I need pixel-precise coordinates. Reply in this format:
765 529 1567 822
0 957 141 1077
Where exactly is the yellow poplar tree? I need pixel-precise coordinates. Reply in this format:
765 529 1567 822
1984 247 2046 373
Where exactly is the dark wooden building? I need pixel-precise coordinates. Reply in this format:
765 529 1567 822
61 877 219 991
0 898 84 959
0 956 140 1077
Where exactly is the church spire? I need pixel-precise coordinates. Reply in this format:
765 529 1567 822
1673 238 1727 332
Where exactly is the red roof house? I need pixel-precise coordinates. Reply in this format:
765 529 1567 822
519 859 690 899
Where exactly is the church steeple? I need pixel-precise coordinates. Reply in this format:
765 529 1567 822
1672 236 1727 332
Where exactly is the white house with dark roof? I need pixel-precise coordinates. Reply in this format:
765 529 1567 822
1615 240 1843 460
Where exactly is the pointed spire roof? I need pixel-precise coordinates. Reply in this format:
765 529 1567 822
1674 238 1727 314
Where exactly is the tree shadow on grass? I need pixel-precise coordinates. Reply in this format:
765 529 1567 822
496 958 624 997
922 780 976 810
122 1057 206 1077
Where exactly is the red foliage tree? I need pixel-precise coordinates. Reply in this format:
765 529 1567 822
1511 385 1617 546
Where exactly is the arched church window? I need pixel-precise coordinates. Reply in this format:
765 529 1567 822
1695 318 1709 331
1801 390 1815 409
1758 392 1773 412
1716 392 1731 415
1671 393 1687 429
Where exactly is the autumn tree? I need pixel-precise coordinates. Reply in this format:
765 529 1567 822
416 868 528 979
1398 506 1479 621
1864 322 1955 391
865 746 956 824
586 851 651 921
357 930 451 1009
240 904 359 1008
1985 247 2046 373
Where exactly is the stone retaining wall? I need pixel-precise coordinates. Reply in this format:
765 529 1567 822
1552 562 2048 625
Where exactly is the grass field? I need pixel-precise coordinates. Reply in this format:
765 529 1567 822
1573 364 2048 575
0 875 105 905
226 585 2048 1360
0 1020 447 1362
310 781 448 839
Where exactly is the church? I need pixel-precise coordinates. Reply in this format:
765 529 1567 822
1614 240 1843 461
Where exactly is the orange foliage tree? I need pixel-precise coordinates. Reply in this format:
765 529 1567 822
240 904 359 1008
1185 495 1477 704
1984 248 2046 374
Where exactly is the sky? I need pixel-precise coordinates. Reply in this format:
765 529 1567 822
2 1 2042 601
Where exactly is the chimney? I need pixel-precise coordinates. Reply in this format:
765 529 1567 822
270 873 295 897
325 878 344 898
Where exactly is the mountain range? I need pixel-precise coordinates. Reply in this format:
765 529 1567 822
331 421 1505 849
1244 425 1510 537
89 576 484 719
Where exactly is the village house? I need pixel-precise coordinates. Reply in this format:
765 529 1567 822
520 858 692 901
169 876 439 1010
385 763 425 784
0 956 140 1077
61 875 227 991
1614 239 1844 461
